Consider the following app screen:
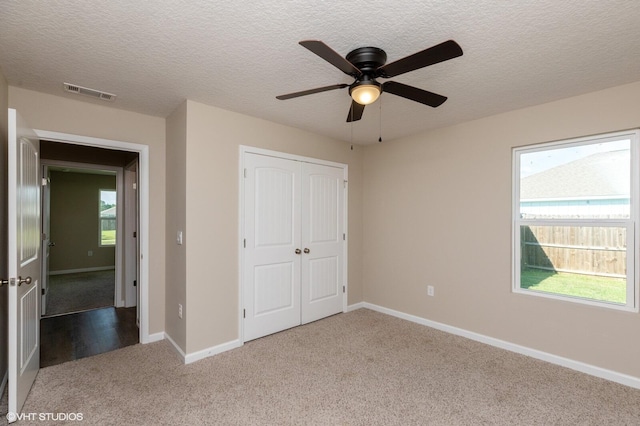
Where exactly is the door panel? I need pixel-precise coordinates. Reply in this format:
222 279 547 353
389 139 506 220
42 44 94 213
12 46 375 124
8 108 41 421
301 163 344 324
41 166 50 315
243 152 345 341
243 154 301 341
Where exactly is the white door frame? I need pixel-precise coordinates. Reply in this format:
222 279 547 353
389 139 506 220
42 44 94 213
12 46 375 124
41 160 124 309
34 129 152 343
238 145 348 343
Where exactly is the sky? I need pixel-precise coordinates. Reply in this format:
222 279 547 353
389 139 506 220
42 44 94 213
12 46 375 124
100 190 116 205
519 138 630 178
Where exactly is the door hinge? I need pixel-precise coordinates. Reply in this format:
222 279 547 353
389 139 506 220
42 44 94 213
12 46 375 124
133 231 137 238
42 232 47 241
343 233 346 241
343 285 346 293
133 280 137 287
132 182 137 190
243 239 246 248
344 180 347 188
41 177 49 186
42 288 46 296
243 309 246 318
244 168 247 178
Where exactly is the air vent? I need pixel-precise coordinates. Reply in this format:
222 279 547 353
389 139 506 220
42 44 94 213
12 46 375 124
63 82 116 102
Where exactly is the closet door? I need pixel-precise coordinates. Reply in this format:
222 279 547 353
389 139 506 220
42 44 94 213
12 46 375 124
243 153 301 341
300 163 345 324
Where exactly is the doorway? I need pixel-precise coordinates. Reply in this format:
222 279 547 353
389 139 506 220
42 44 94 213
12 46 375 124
39 141 141 366
41 165 120 317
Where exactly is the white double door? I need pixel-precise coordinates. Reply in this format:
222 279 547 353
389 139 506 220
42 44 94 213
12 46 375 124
243 152 346 341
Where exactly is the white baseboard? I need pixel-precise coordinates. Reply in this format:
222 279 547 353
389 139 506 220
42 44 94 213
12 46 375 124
184 340 243 364
358 302 640 390
346 302 365 312
142 331 165 344
0 369 7 400
49 266 115 276
164 332 242 364
164 333 186 361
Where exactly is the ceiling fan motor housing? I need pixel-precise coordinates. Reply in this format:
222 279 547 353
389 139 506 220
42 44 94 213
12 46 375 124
345 47 387 74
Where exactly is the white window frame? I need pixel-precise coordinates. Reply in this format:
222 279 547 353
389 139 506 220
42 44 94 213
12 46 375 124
512 129 640 312
99 188 117 247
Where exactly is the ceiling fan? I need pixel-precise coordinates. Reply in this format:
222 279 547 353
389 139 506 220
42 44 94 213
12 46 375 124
276 39 463 122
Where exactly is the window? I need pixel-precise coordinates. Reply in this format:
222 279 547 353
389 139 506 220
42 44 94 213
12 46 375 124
513 130 639 311
100 190 116 246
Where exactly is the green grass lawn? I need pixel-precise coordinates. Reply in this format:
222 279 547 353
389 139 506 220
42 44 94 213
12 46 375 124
101 230 116 245
520 268 626 304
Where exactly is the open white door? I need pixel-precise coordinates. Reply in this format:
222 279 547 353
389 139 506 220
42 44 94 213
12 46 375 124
41 165 50 316
7 108 41 422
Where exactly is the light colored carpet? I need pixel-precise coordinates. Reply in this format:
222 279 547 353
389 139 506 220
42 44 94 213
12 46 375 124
45 270 114 316
3 309 640 425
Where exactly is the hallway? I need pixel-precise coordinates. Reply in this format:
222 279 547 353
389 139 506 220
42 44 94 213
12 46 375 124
40 307 138 368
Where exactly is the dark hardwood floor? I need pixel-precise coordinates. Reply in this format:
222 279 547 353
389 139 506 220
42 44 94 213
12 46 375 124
40 307 139 368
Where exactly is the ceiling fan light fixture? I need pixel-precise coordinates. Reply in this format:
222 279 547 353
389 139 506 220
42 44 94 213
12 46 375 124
350 81 381 105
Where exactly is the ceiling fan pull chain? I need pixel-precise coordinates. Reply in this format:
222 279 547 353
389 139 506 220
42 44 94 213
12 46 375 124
350 108 354 149
378 96 383 143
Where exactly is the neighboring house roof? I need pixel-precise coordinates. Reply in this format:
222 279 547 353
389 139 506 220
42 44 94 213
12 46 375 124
520 150 629 200
101 206 116 217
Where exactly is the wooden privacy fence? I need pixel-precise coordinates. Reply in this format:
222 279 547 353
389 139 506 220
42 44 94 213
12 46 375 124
521 225 626 278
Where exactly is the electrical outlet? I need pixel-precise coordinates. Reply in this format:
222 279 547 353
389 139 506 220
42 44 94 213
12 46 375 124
88 250 93 257
427 285 435 297
178 303 183 319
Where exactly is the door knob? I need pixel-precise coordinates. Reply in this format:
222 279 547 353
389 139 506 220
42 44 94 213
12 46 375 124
48 242 56 247
17 276 32 286
303 248 310 254
295 249 301 255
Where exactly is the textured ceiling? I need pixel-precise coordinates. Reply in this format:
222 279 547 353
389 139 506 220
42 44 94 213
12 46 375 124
2 1 640 145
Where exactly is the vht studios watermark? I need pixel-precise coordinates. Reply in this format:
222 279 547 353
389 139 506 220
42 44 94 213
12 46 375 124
6 412 84 422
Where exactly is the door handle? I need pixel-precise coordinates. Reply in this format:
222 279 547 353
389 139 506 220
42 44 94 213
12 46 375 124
0 279 8 287
17 276 32 286
295 249 301 255
303 248 310 254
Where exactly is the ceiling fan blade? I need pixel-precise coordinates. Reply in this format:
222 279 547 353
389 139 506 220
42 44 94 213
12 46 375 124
346 100 365 122
377 40 463 78
276 83 349 100
299 40 362 77
382 81 447 107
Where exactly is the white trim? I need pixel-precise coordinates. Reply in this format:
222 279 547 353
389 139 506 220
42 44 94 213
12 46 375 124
34 129 153 344
238 145 348 343
164 333 186 361
146 331 165 344
184 340 243 365
164 332 242 364
49 266 115 276
241 145 346 169
342 169 349 314
346 302 365 312
357 302 640 390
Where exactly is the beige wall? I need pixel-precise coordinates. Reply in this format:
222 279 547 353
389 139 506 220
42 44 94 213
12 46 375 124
8 87 166 335
176 100 363 354
362 80 640 378
48 171 116 272
0 68 8 385
165 101 187 349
